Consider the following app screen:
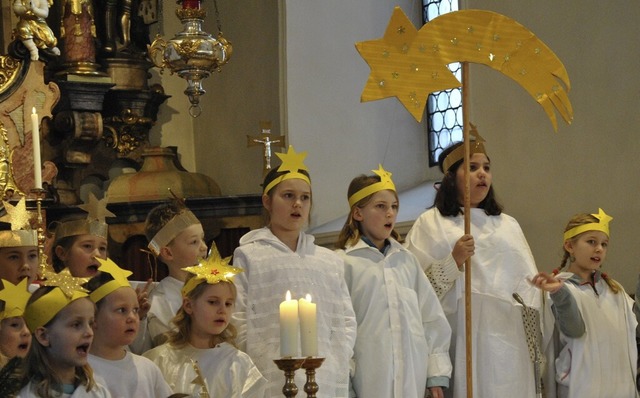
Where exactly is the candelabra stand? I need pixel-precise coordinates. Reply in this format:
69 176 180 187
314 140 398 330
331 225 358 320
301 357 325 398
273 358 305 398
30 188 48 277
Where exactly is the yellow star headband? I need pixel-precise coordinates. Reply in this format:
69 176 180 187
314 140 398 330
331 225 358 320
563 208 613 242
263 145 311 195
441 124 487 172
181 244 243 296
148 209 200 256
0 278 31 320
0 197 37 248
89 257 133 303
53 193 115 241
24 268 89 331
348 165 397 208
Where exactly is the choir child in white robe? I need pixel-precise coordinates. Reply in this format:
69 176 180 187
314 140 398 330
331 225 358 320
18 273 111 397
336 166 452 398
144 246 266 397
530 209 639 398
144 198 208 347
232 146 357 398
86 258 172 398
0 279 32 369
404 130 541 398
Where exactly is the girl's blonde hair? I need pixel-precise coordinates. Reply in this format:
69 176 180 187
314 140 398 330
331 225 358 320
336 174 401 249
21 287 96 397
556 213 621 294
167 276 238 348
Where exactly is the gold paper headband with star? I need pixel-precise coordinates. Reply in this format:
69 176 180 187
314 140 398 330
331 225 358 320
0 279 31 320
53 193 115 241
263 145 311 195
0 197 38 248
348 165 397 208
24 268 89 331
563 208 613 242
181 244 243 296
89 257 133 303
442 125 487 172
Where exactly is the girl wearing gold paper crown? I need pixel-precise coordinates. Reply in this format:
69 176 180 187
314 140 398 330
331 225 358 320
85 258 172 397
143 245 266 397
336 167 452 398
0 197 39 287
404 129 541 398
144 196 208 348
530 209 639 398
17 271 111 397
50 193 113 278
232 146 356 398
0 279 32 368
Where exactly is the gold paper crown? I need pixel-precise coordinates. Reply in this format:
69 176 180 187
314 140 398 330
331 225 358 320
0 278 31 320
442 125 487 172
24 268 89 331
348 165 396 208
0 197 37 248
53 193 115 241
263 145 311 195
148 209 200 256
181 244 243 296
563 208 613 242
89 257 133 303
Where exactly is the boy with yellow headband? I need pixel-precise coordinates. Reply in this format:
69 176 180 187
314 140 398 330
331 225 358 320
144 198 207 347
336 166 452 398
86 258 172 397
0 197 39 287
530 209 639 398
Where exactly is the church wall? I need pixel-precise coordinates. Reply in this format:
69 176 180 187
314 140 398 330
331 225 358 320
465 0 640 291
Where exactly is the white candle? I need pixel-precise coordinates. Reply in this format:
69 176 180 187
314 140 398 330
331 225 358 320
279 290 299 357
30 107 42 190
299 294 317 357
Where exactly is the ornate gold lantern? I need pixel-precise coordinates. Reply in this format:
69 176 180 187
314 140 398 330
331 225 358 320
148 0 232 117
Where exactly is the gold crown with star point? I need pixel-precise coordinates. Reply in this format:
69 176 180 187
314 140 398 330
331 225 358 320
24 268 89 331
263 145 311 195
442 124 487 172
563 208 613 241
348 164 397 208
0 196 38 248
53 193 115 241
181 244 243 296
0 278 31 320
88 257 133 303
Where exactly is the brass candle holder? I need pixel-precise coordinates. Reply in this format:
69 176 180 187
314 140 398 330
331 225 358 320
30 188 48 277
301 357 325 398
273 358 305 398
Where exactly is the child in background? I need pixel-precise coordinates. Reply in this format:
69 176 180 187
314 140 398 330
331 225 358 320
50 193 113 277
530 209 639 398
18 270 111 397
0 279 32 367
336 166 452 398
143 246 266 397
0 197 39 286
86 257 172 398
232 146 356 398
144 198 207 346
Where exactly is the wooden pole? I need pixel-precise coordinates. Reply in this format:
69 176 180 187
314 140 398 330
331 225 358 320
461 62 473 398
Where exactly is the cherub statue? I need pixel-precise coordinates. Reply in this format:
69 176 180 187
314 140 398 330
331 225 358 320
12 0 60 61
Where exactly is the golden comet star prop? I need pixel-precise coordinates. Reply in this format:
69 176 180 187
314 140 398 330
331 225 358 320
356 7 573 131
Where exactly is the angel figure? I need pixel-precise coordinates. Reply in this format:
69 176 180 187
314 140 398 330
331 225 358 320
12 0 60 61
